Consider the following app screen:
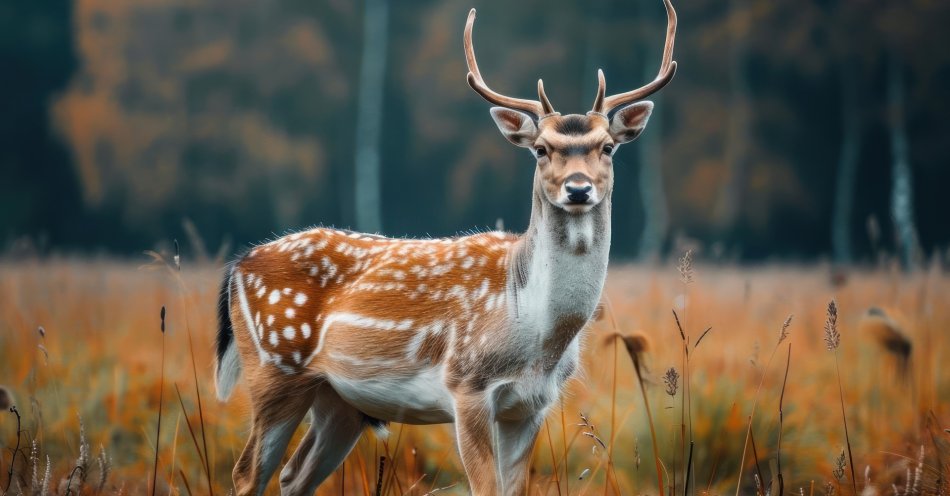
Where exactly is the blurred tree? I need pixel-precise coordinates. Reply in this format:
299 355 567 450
887 53 918 269
52 0 359 249
0 0 79 249
354 0 388 233
636 0 669 261
830 8 863 266
712 0 753 241
2 0 947 260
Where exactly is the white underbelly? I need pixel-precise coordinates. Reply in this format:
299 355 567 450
327 367 455 424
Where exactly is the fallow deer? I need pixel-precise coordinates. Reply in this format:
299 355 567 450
215 2 677 494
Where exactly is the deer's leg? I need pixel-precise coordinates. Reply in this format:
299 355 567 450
278 384 365 496
233 377 314 496
496 414 544 496
453 394 498 495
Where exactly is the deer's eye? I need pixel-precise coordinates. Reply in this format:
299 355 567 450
535 147 547 157
602 144 614 155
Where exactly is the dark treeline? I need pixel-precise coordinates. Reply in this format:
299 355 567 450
2 0 949 263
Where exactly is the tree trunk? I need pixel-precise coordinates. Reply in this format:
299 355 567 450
637 90 668 261
713 0 752 240
636 0 669 262
353 0 388 233
831 64 861 265
887 53 918 270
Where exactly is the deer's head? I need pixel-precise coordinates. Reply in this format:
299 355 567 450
464 0 677 214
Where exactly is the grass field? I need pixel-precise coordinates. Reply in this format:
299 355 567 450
1 256 948 495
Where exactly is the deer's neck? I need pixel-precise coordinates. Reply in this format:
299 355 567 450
508 181 611 366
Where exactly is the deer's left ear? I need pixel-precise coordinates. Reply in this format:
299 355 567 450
609 101 653 144
489 107 540 147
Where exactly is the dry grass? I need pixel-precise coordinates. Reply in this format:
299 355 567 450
0 258 948 495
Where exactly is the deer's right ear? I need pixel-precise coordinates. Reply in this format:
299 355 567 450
489 107 539 147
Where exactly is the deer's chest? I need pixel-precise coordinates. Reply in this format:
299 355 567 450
490 338 581 421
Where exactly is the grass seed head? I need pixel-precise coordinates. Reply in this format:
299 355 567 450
825 300 840 351
833 448 846 481
617 332 651 377
0 386 12 410
824 481 836 496
860 307 912 377
663 367 679 397
779 314 793 344
678 249 694 284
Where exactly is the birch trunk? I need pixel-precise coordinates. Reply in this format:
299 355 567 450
887 53 918 270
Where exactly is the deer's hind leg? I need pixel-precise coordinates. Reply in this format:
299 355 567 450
232 372 315 496
278 383 366 496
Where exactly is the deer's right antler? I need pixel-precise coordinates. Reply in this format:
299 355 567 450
464 9 557 119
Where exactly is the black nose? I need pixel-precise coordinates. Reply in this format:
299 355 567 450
566 184 592 203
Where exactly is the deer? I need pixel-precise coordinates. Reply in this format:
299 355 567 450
214 1 676 494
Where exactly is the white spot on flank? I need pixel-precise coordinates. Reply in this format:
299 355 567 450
431 263 454 276
282 287 292 295
267 314 275 326
475 278 490 299
292 351 302 364
269 332 279 346
256 286 267 299
461 256 474 269
285 307 295 319
268 289 281 304
301 323 311 339
294 292 308 306
283 326 296 340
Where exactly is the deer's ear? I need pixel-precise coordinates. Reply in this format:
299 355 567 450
489 107 539 147
609 101 653 144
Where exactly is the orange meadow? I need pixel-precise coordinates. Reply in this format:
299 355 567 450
1 258 947 495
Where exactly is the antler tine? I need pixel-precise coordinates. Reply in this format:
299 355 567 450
591 69 606 114
464 9 550 118
600 0 678 115
538 79 555 116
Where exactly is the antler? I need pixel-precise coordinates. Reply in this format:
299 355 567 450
592 0 677 115
464 9 557 119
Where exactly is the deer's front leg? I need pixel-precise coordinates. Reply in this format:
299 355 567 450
453 394 498 495
497 414 544 496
